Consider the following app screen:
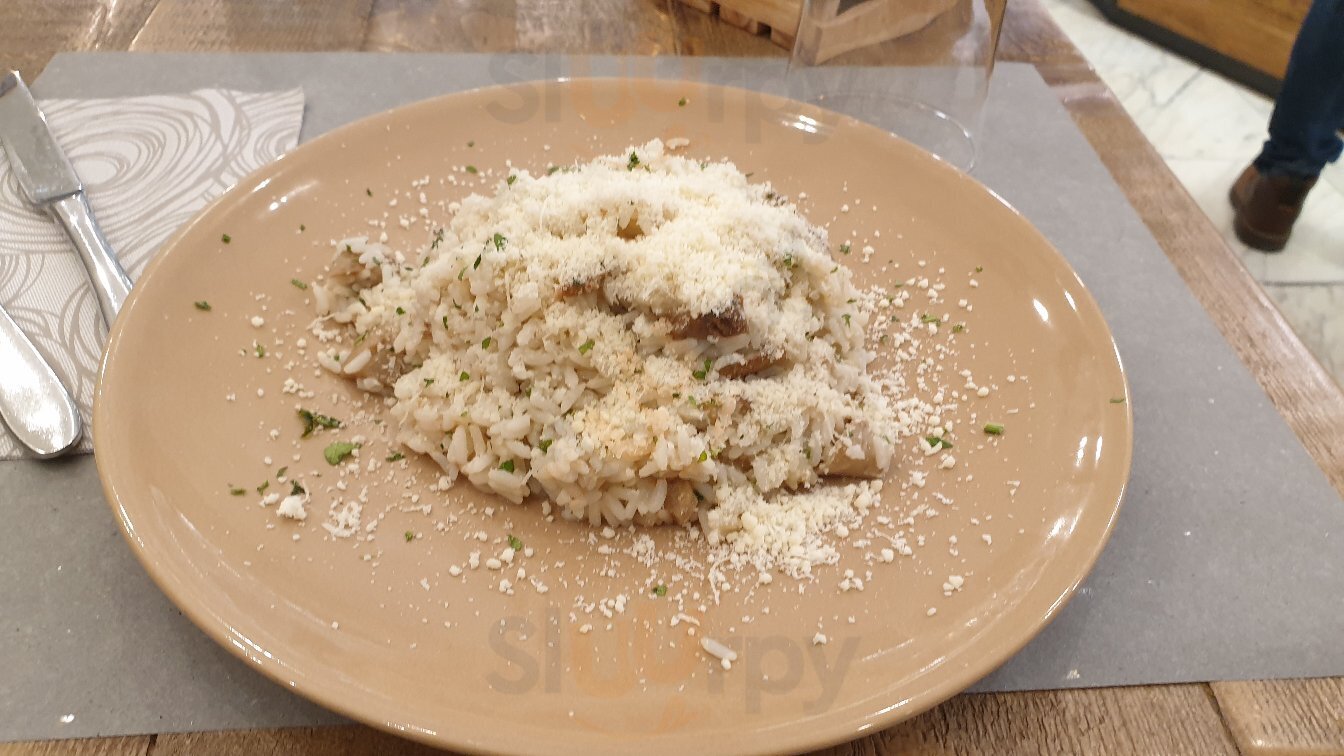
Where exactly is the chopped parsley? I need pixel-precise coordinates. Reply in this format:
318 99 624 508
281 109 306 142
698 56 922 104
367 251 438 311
323 441 360 465
842 314 851 326
299 224 306 232
920 314 941 324
467 140 475 147
365 188 373 196
1110 397 1126 404
473 253 482 270
951 323 965 333
506 175 517 186
537 438 553 453
975 266 984 273
925 435 953 450
839 242 851 255
396 306 406 315
298 409 341 437
499 459 516 473
256 480 269 495
627 151 641 170
276 466 288 479
491 232 507 251
678 97 687 107
692 357 712 381
546 165 559 175
783 254 795 268
465 165 478 174
290 278 308 290
459 371 470 381
221 233 231 244
404 530 415 542
431 228 445 249
423 378 435 387
458 265 469 280
697 450 709 462
255 343 266 358
578 339 595 355
983 423 1005 435
386 451 405 462
652 584 668 596
481 337 492 349
229 486 245 496
290 481 306 496
507 534 523 551
193 301 211 311
442 315 450 329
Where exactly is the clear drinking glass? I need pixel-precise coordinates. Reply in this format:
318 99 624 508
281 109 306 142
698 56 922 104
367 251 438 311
789 0 1007 171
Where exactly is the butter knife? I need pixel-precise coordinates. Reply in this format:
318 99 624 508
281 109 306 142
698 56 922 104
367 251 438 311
0 71 132 327
0 301 82 457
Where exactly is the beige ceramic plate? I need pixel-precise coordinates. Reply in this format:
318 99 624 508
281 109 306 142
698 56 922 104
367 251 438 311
95 79 1131 755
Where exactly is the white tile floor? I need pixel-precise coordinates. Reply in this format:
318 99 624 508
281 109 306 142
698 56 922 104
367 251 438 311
1040 0 1344 381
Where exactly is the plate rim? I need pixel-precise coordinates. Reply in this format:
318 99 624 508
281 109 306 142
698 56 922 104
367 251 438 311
93 75 1133 755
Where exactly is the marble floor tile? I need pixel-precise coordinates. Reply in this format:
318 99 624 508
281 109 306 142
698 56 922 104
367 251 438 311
1263 284 1344 382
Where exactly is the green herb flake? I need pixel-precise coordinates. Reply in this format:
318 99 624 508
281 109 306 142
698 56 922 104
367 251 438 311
842 314 851 327
194 300 211 311
951 323 965 333
323 441 360 465
840 242 851 255
653 584 668 596
404 530 415 543
627 151 641 171
925 435 953 450
678 97 687 107
396 306 406 315
1110 397 1127 404
975 266 984 273
423 377 435 387
277 466 288 479
365 188 373 197
290 278 308 290
473 253 482 270
229 486 245 496
386 451 405 462
506 175 517 186
465 165 478 174
984 423 1005 436
221 233 231 244
256 480 270 495
299 224 306 232
442 315 450 330
547 165 559 176
459 371 470 382
298 409 341 437
467 140 475 147
697 450 709 462
508 534 523 551
578 338 595 355
481 337 493 349
290 481 306 496
254 343 266 358
499 459 516 473
538 439 553 453
492 232 506 251
920 314 941 324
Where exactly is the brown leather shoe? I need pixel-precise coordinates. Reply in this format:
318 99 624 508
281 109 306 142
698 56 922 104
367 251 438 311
1229 165 1317 252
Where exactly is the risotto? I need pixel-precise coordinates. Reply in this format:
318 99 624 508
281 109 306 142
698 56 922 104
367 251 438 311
309 139 911 542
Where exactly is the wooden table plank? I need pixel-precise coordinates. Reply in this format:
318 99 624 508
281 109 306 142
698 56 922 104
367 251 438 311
0 737 149 756
1211 678 1344 755
0 0 160 79
127 0 375 53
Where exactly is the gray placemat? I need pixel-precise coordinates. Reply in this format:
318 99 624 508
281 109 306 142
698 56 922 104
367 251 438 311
3 53 1341 742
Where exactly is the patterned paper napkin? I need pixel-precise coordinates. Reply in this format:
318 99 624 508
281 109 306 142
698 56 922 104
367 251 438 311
0 88 305 459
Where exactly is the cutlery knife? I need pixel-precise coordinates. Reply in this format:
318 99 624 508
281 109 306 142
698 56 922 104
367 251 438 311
0 70 132 327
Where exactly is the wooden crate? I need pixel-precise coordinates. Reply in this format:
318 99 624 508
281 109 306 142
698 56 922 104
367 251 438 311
674 0 960 62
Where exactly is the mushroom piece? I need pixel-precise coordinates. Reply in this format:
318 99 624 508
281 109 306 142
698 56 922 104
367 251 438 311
717 352 782 379
664 479 700 525
670 296 747 340
820 423 884 479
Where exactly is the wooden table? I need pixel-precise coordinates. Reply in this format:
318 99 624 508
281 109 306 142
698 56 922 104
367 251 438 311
2 1 1342 754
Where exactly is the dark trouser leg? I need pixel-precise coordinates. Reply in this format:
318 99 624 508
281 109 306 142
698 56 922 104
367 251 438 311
1252 0 1344 179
